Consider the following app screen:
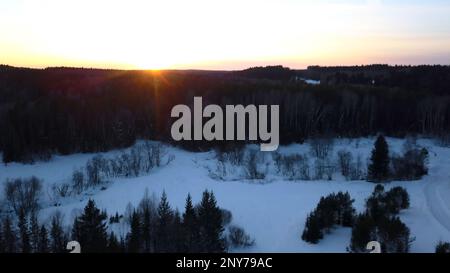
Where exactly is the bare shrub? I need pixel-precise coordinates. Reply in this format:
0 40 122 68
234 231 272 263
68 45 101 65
274 153 310 180
221 209 233 226
225 148 244 166
130 146 143 177
228 225 255 248
216 147 244 166
71 169 85 194
86 155 107 186
211 160 228 180
337 150 353 178
209 146 247 180
243 150 267 180
142 142 167 168
309 138 334 159
51 183 71 198
4 177 42 215
349 154 366 180
391 148 429 180
314 158 335 180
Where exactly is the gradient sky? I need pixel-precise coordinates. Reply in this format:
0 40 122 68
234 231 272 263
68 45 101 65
1 0 450 70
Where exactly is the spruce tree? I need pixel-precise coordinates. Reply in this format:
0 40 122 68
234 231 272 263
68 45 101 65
349 213 377 253
366 194 386 223
172 210 184 252
301 212 323 244
336 192 356 227
141 207 153 252
50 213 67 253
435 241 450 253
156 191 174 252
30 212 40 252
315 196 336 232
183 194 199 252
38 225 50 253
18 210 31 253
107 232 121 253
377 216 410 253
198 191 225 253
71 199 108 253
127 210 142 253
384 187 410 214
368 135 390 182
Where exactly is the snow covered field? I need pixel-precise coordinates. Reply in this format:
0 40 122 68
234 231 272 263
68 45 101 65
1 137 449 253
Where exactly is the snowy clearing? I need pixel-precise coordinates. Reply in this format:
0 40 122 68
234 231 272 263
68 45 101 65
0 137 449 253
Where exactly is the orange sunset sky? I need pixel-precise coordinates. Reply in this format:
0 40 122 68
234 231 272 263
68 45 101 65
1 0 450 70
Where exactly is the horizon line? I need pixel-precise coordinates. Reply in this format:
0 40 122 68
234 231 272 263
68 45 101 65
2 63 450 72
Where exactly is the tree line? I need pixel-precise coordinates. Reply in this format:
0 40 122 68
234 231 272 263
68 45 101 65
1 66 450 163
210 135 428 182
0 189 254 253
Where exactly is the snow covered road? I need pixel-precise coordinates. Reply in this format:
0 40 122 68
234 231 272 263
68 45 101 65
425 178 450 232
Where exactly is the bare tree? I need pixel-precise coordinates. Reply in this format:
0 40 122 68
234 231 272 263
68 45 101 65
227 225 255 248
274 153 310 180
243 150 266 180
5 177 42 216
309 138 335 160
337 150 353 178
71 169 85 194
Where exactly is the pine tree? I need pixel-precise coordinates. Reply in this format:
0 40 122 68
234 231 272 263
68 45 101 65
30 212 40 252
156 191 174 253
183 194 199 252
50 213 67 253
38 225 50 253
120 237 127 253
127 210 142 253
349 213 377 252
366 195 386 223
377 216 410 253
18 210 31 253
172 210 184 252
435 241 450 253
141 207 153 252
301 212 323 244
368 135 390 182
198 191 225 253
336 192 356 227
2 217 16 253
315 196 336 232
107 232 121 253
71 199 108 253
384 187 410 214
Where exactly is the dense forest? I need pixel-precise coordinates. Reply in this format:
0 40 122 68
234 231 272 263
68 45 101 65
1 64 450 163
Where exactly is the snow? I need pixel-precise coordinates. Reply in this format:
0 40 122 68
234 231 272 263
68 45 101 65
304 79 321 85
295 77 320 85
0 137 449 252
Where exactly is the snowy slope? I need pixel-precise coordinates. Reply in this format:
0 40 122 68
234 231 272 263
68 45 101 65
0 138 449 252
